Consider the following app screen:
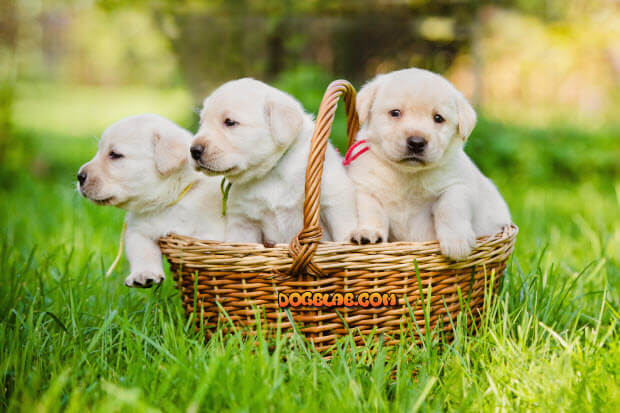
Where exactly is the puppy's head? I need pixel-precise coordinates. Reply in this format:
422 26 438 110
77 114 191 211
357 68 476 170
191 78 304 183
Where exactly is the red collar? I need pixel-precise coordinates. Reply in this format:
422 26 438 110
342 140 369 166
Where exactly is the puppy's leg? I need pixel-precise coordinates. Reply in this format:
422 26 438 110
433 186 476 260
124 229 165 288
322 198 357 241
225 214 262 243
350 190 389 244
321 185 358 242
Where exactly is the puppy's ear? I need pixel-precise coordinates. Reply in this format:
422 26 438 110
265 97 303 146
356 77 381 125
456 92 477 141
153 131 188 176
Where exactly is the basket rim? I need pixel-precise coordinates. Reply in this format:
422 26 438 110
161 224 518 250
159 224 518 273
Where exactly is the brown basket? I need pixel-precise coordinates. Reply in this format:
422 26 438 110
159 80 518 353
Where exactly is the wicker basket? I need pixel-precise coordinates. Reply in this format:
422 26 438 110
159 80 518 353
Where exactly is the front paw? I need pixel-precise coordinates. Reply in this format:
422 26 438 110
349 228 386 245
124 272 165 288
439 231 476 261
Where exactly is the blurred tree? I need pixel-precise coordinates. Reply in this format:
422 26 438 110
18 0 616 124
95 0 490 97
95 0 589 99
0 0 17 161
153 0 479 97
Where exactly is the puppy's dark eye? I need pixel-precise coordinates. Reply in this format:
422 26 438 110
389 109 401 118
433 114 445 123
108 151 123 159
224 118 239 127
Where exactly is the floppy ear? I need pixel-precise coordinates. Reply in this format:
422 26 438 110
265 97 303 147
356 76 381 125
153 130 189 176
456 92 477 141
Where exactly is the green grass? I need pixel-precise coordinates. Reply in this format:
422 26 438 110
0 79 618 412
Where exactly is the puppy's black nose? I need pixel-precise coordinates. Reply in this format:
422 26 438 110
77 171 87 186
190 144 204 161
406 136 427 154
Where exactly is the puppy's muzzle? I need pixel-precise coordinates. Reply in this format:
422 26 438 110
190 144 204 161
77 170 87 186
406 136 427 155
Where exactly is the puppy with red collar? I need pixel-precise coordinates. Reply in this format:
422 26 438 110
347 68 511 260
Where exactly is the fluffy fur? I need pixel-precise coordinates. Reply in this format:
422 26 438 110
347 68 511 260
191 78 357 244
78 114 226 287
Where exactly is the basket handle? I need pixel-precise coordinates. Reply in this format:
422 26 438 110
288 80 360 276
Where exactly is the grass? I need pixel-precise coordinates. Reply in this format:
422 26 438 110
0 77 619 411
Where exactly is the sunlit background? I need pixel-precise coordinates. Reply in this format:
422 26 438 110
1 1 619 410
2 0 619 141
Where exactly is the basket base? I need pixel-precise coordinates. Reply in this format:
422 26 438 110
160 224 517 353
170 264 504 353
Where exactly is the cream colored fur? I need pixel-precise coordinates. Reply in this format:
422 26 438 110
347 68 511 260
191 78 357 244
78 114 225 287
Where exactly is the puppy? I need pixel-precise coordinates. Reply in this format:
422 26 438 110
78 114 226 287
347 68 511 260
190 78 357 244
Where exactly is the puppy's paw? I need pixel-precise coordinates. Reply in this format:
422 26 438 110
349 228 386 245
124 272 165 288
438 231 477 261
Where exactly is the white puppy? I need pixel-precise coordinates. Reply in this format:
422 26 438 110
190 78 357 244
78 114 226 287
347 68 511 260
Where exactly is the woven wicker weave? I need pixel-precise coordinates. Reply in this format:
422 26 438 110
160 80 518 352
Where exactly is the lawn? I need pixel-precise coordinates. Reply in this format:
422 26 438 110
0 77 618 412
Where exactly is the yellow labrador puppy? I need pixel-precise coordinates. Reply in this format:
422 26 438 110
190 78 357 244
78 114 225 287
347 68 511 260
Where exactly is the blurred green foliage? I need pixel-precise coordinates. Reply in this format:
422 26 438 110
6 0 616 130
0 81 193 186
0 0 16 162
0 82 14 162
466 119 620 186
